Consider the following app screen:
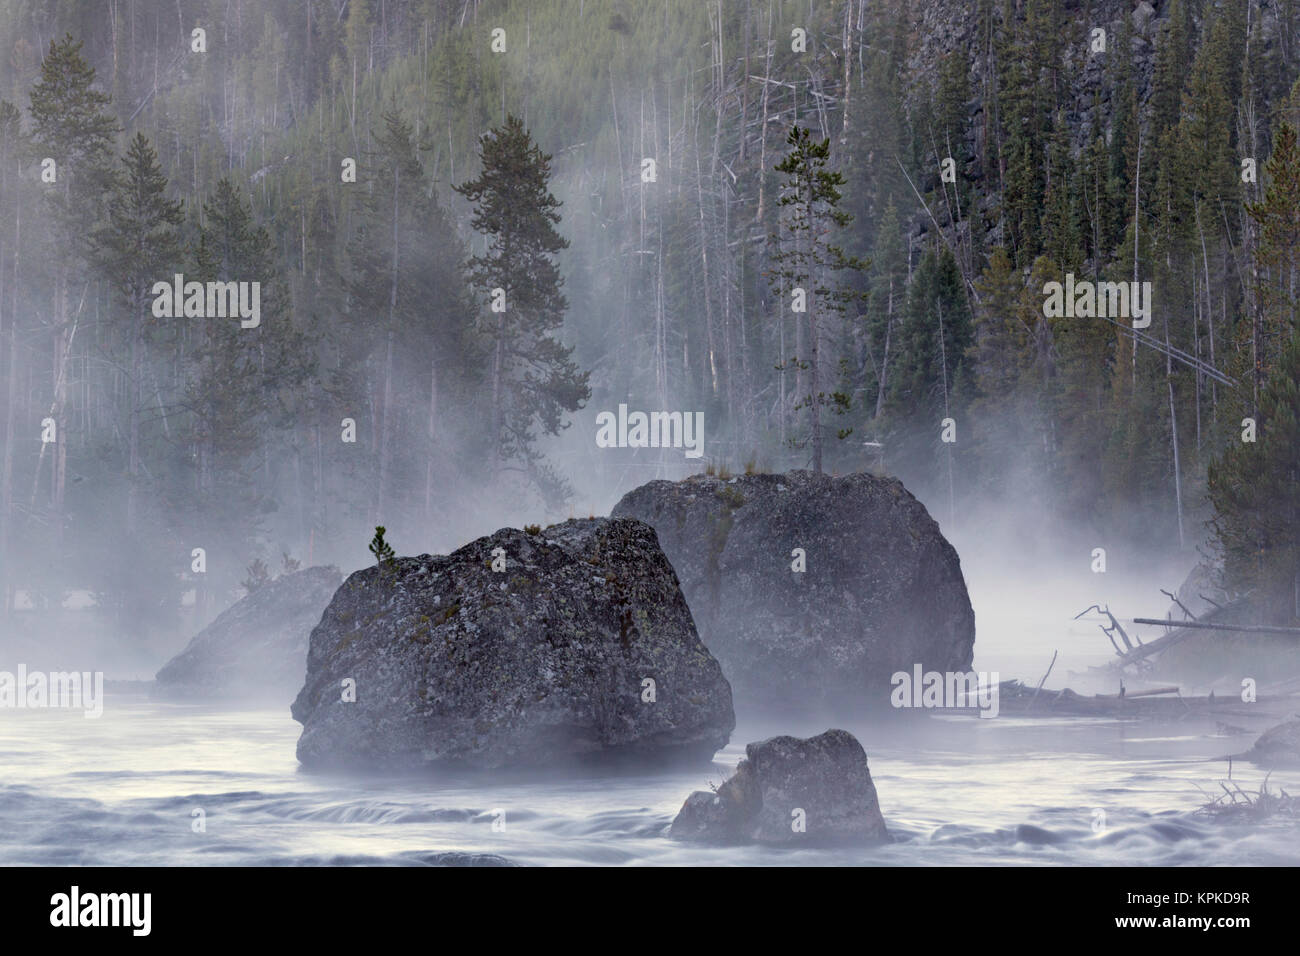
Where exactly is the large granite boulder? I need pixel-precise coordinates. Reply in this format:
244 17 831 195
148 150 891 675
612 471 975 712
670 728 888 846
290 518 734 770
155 565 341 703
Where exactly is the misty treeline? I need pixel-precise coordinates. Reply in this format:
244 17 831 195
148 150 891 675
0 0 1298 636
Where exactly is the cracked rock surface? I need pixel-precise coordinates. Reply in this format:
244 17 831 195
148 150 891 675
614 471 975 712
291 518 734 770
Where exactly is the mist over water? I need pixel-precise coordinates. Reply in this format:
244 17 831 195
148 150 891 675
5 697 1298 867
3 452 1291 867
2 0 1298 873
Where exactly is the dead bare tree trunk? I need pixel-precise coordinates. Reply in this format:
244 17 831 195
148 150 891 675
755 1 773 224
874 275 895 419
0 324 16 617
425 359 438 521
694 114 719 398
1163 306 1185 549
937 301 954 529
1195 201 1217 422
1132 134 1142 392
839 0 853 147
378 164 400 521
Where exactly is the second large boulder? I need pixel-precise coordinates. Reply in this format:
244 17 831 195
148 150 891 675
612 471 975 712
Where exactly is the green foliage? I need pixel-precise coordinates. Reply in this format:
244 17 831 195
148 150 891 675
27 34 117 251
241 558 272 595
1209 330 1300 623
369 526 396 566
1246 122 1300 395
93 132 183 311
4 0 1300 634
768 126 867 473
454 113 591 505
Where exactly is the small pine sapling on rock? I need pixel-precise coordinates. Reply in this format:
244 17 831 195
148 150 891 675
241 558 271 595
369 526 396 580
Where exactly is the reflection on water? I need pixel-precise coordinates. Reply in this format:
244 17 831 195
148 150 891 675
2 693 1297 866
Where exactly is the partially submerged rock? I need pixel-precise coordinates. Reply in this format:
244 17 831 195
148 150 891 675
1242 718 1300 768
291 518 734 770
670 728 888 846
155 565 341 703
612 471 975 712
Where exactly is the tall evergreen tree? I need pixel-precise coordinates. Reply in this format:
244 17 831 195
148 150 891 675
91 132 184 531
348 107 474 523
1209 329 1300 623
864 200 907 422
1245 121 1300 410
27 34 117 256
769 125 866 473
24 34 118 561
454 113 590 505
182 178 304 603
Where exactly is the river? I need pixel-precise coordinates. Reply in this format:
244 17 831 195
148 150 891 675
3 689 1295 866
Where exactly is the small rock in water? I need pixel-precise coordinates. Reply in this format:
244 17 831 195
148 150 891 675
670 728 888 846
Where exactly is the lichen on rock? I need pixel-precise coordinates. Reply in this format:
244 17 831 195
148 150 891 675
291 518 735 770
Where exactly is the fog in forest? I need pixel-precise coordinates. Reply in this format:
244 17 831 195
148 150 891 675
3 1 1300 884
0 0 1297 697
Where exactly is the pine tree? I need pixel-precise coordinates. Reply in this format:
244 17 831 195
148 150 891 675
1208 329 1300 622
94 133 184 315
348 108 473 523
865 201 907 421
881 244 973 494
180 178 297 604
844 0 910 241
1150 0 1193 139
24 34 118 561
188 178 279 486
27 34 118 257
90 132 184 533
369 525 395 566
1245 121 1300 410
1179 17 1238 209
768 125 867 473
454 114 590 506
241 558 272 594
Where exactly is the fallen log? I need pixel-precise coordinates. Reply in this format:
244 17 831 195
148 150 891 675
1131 618 1300 636
1095 685 1180 699
1109 613 1297 666
985 680 1300 719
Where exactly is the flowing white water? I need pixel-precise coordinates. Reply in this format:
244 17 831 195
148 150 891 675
2 692 1296 866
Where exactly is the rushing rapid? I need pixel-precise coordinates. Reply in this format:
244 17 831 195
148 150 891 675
3 691 1295 867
